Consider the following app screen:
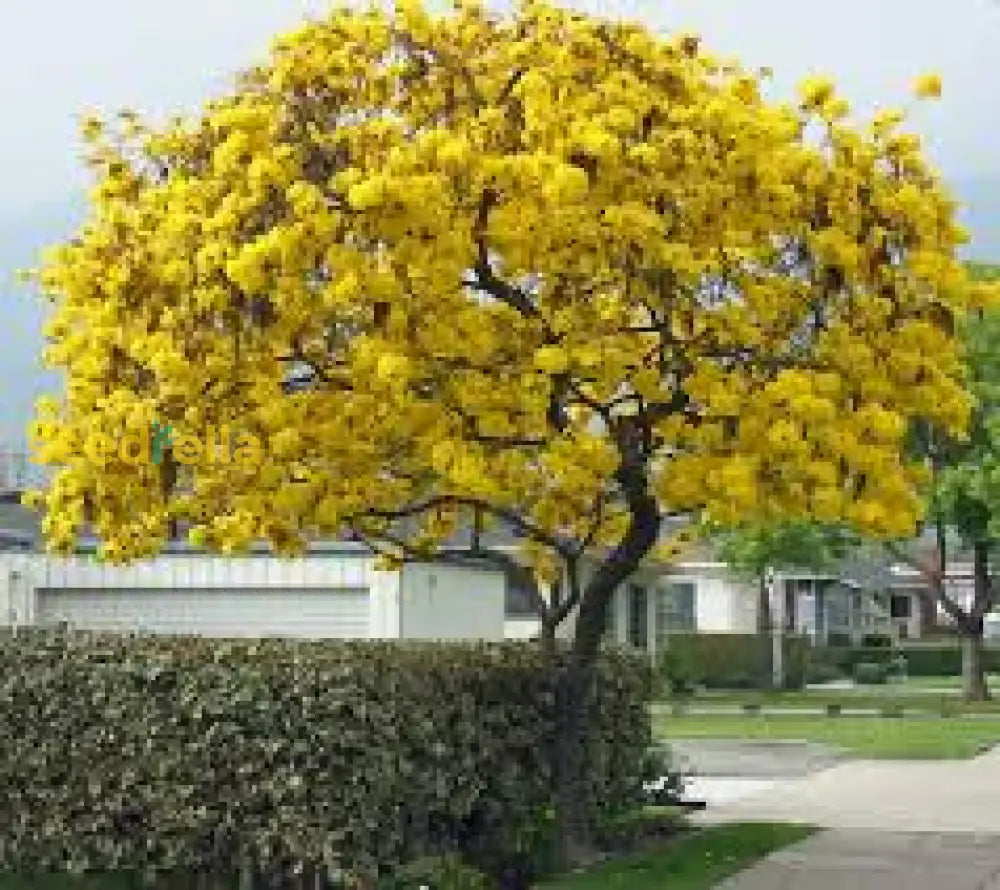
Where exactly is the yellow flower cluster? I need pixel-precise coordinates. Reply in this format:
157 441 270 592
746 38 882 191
25 0 992 573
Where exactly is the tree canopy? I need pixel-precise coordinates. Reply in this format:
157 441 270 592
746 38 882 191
713 520 858 584
25 0 993 605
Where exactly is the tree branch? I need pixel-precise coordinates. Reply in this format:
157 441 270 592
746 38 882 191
351 494 574 556
469 190 540 319
551 554 584 627
883 540 967 626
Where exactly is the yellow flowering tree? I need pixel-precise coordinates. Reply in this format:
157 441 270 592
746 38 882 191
26 0 995 862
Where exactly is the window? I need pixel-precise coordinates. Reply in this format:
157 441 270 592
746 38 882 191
825 587 850 629
656 582 696 648
627 584 648 649
890 593 912 619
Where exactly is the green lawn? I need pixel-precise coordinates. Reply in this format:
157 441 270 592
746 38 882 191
536 823 815 889
895 674 1000 689
655 713 1000 758
661 685 1000 714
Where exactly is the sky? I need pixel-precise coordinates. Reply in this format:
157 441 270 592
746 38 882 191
2 0 999 445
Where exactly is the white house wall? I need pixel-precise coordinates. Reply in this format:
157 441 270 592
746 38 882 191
504 616 541 639
501 564 763 647
400 563 505 640
655 566 757 634
34 587 372 639
728 577 759 633
0 551 404 639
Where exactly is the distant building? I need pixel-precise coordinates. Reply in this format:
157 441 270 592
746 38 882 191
0 475 986 647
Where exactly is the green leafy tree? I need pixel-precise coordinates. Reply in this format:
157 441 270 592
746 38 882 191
713 520 857 686
886 303 1000 700
966 262 1000 284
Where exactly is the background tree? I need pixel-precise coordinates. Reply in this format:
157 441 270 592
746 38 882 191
883 303 1000 700
713 520 857 686
25 0 992 864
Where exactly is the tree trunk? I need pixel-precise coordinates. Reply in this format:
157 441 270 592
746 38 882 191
961 626 989 702
756 574 772 636
552 653 596 870
918 595 939 637
757 574 774 688
540 616 557 656
770 574 785 690
553 563 630 871
549 418 661 870
962 542 993 702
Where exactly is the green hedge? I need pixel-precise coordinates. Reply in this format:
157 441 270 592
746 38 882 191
898 644 964 676
897 643 1000 676
0 630 653 885
659 633 809 690
808 643 1000 679
809 645 897 676
852 661 889 684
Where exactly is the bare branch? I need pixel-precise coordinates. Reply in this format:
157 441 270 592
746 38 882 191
551 554 583 627
497 69 525 103
350 494 574 556
580 491 610 552
469 190 540 319
883 540 967 626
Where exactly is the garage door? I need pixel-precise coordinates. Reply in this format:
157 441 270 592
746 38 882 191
35 586 371 639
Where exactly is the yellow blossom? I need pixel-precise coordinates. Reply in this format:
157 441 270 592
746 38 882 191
25 0 974 570
913 72 942 100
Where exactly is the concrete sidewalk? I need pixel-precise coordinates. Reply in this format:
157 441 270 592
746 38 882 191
716 830 1000 889
670 738 845 777
665 740 1000 886
693 746 1000 833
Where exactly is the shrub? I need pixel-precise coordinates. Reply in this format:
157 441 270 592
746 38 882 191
0 630 653 884
382 855 491 890
850 645 898 665
783 635 810 689
896 643 1000 678
826 631 853 648
657 634 808 690
594 806 682 853
853 661 889 684
898 644 963 676
805 644 850 678
805 660 845 685
811 645 896 675
887 654 909 679
657 646 698 697
861 633 893 648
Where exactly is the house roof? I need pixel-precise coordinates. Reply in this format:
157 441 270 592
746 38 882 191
0 494 975 589
0 500 39 550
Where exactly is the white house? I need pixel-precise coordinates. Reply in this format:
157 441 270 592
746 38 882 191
0 535 505 642
505 544 929 653
0 494 959 647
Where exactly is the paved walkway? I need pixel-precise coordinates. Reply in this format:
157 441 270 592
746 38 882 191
716 830 1000 889
663 740 1000 886
669 738 845 777
693 746 1000 832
